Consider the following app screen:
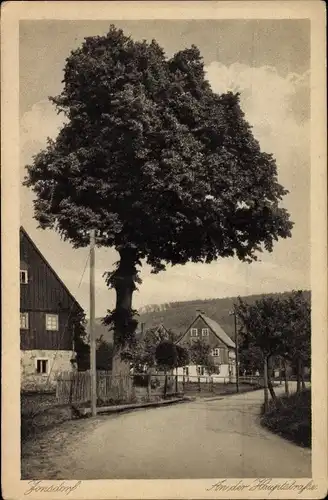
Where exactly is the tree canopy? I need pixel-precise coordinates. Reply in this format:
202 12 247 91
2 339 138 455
155 341 189 371
25 25 292 265
24 25 293 373
235 290 311 401
189 338 218 375
123 326 176 372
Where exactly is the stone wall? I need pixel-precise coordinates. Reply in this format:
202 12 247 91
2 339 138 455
21 349 75 391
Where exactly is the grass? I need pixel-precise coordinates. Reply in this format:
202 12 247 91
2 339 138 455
21 392 77 442
21 389 165 442
261 388 311 448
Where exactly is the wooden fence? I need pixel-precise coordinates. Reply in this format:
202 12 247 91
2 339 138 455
56 371 265 406
56 371 135 405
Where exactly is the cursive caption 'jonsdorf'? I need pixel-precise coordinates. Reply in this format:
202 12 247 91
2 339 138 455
207 479 317 495
25 481 81 496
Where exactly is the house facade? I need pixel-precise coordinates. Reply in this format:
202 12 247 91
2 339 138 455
176 313 236 382
20 227 84 391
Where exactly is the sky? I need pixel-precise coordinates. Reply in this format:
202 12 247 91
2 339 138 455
19 19 311 317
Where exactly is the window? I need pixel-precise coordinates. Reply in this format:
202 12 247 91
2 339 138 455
197 366 205 376
190 328 198 337
183 366 189 376
20 312 29 329
20 270 28 284
212 348 220 357
36 359 48 375
202 328 209 336
46 314 59 331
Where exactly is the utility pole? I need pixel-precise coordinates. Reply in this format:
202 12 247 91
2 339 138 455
234 306 240 393
90 229 97 417
229 306 239 393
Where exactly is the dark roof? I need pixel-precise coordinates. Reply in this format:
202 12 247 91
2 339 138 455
20 226 83 313
177 313 235 349
199 314 235 348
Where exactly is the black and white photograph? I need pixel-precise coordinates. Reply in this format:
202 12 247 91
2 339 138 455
1 1 327 499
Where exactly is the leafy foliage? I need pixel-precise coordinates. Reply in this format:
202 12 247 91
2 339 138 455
24 25 293 371
261 389 311 448
236 290 311 396
155 342 178 370
120 326 178 372
96 336 114 371
236 291 311 361
189 338 218 374
238 344 263 375
25 26 292 265
155 341 189 371
69 307 89 371
176 344 190 367
69 308 114 371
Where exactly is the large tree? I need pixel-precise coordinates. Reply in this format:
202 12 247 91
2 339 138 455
24 26 293 375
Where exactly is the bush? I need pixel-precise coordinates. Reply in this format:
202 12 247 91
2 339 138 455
133 374 149 387
21 392 72 441
261 389 311 448
151 378 161 389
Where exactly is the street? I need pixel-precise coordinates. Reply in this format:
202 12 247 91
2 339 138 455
22 384 311 479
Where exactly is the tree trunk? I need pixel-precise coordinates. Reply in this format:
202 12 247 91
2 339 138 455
283 358 289 395
296 356 302 393
300 360 306 390
267 357 277 402
164 373 168 398
112 248 138 377
263 357 269 412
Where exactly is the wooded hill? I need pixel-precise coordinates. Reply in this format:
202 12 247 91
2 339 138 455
88 290 311 344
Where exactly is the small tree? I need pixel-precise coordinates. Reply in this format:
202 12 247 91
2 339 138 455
155 341 178 373
96 336 113 371
189 338 218 375
236 291 311 411
69 307 89 371
278 291 311 392
238 343 263 376
176 344 189 368
123 326 175 373
24 26 293 376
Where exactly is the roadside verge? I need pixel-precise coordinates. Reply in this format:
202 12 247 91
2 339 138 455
79 396 195 416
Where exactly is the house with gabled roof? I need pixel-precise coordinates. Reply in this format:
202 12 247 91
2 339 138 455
20 227 84 391
176 312 236 382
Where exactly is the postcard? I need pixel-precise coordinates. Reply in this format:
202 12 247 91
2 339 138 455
1 1 327 499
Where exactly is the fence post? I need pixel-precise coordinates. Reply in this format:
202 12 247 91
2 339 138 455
198 376 201 392
69 371 74 406
182 375 185 391
175 375 178 394
164 374 168 398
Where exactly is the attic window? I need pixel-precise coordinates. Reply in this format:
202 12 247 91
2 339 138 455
190 328 198 337
20 270 28 284
46 314 59 331
202 328 209 336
